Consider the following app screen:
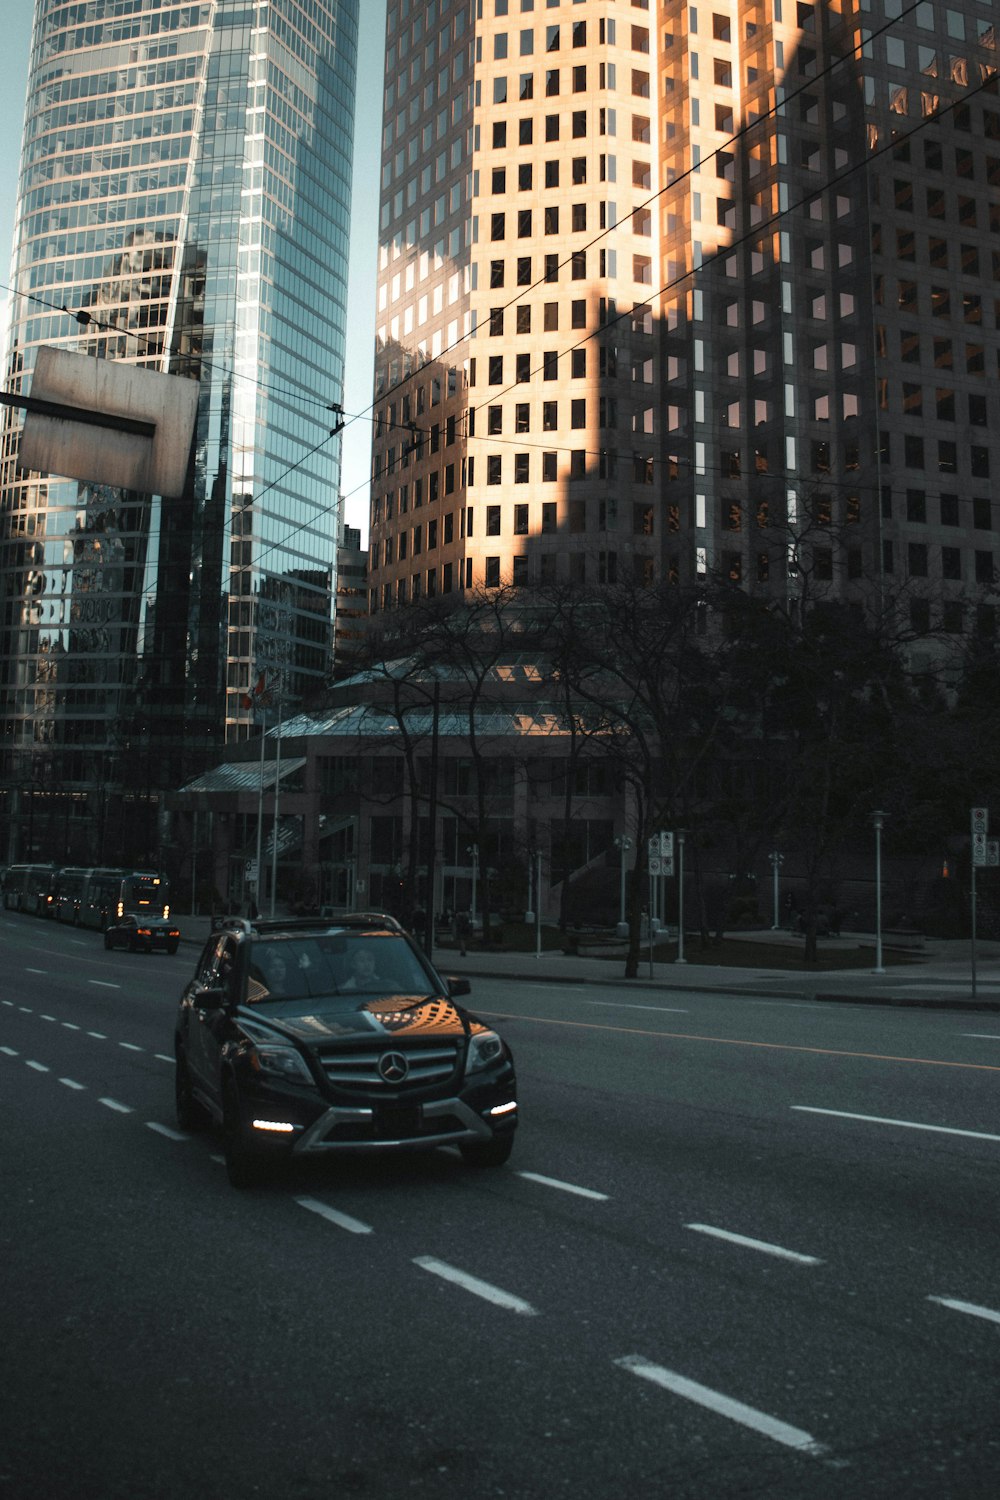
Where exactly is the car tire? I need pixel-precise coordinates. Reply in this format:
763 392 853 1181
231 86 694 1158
166 939 178 955
223 1084 268 1188
103 930 114 950
175 1052 211 1132
460 1133 514 1168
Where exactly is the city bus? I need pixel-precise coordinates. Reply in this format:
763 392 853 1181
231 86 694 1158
76 869 171 930
2 863 60 916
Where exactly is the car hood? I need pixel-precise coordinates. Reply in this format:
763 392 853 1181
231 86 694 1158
240 994 480 1046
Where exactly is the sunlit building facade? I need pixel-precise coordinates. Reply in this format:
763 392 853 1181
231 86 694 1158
368 1 999 647
0 0 358 864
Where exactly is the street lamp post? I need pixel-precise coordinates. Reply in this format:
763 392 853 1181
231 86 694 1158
675 830 687 965
467 843 479 926
871 811 887 974
613 834 633 937
769 850 784 930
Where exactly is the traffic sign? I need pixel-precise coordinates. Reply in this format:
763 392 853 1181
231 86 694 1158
972 832 987 867
989 840 1000 868
972 807 989 835
649 856 663 877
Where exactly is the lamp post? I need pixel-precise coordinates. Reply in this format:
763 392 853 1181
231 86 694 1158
675 830 687 965
769 850 784 930
614 834 632 937
467 842 479 926
871 811 887 974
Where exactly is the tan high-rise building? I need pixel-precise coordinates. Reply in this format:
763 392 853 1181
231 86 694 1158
369 1 999 640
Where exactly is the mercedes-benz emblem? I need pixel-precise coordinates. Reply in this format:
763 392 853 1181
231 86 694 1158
378 1051 409 1083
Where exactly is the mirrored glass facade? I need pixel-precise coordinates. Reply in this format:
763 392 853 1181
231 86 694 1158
0 0 359 864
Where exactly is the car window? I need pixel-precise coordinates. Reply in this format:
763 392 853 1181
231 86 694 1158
245 933 431 1004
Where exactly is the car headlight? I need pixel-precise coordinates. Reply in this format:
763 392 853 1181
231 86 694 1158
466 1030 505 1074
248 1044 316 1086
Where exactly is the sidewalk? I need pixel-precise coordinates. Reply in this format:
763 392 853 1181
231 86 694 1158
175 915 1000 1011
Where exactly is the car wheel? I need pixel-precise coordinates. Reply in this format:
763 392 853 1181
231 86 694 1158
460 1133 514 1168
103 930 114 950
223 1084 268 1188
175 1052 211 1132
166 939 178 955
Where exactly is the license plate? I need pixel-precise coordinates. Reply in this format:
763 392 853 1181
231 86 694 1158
376 1106 420 1139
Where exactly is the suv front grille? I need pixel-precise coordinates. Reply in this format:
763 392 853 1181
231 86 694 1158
318 1042 460 1091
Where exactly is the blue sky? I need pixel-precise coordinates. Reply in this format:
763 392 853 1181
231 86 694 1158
0 0 384 535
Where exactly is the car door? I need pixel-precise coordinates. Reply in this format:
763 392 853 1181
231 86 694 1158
183 935 238 1101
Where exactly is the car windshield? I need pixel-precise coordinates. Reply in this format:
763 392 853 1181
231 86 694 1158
246 931 433 1005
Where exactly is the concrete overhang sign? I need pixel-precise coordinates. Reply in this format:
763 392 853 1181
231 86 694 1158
17 346 198 499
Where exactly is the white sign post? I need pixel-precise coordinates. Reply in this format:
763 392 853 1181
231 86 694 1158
970 809 989 1000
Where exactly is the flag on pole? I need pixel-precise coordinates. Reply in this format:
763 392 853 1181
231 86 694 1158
241 669 269 712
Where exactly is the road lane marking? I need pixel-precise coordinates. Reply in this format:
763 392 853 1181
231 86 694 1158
26 1060 50 1073
88 981 120 990
59 1078 85 1091
154 1054 173 1064
482 1012 1000 1074
24 970 45 976
962 1033 1000 1041
40 1014 56 1021
18 1006 32 1013
792 1106 1000 1144
685 1223 822 1265
614 1356 829 1457
87 1031 106 1039
62 1022 81 1031
119 1042 143 1053
1 1046 18 1056
413 1256 538 1316
98 1097 132 1113
928 1296 1000 1327
585 1001 689 1015
295 1196 373 1236
146 1122 187 1141
517 1171 609 1201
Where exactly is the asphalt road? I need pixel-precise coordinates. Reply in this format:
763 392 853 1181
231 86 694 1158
2 911 999 1499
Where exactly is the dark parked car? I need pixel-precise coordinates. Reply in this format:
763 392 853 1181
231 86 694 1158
174 915 518 1187
104 911 180 954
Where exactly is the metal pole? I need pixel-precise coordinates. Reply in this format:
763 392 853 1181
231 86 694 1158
469 844 478 925
619 842 627 926
872 811 886 974
269 681 282 918
254 717 266 912
770 852 781 930
535 850 542 960
971 860 977 1001
675 831 687 964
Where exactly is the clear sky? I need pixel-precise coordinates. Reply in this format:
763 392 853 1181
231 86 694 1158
0 0 384 536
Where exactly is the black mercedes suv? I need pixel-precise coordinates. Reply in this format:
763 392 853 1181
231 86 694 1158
174 915 517 1187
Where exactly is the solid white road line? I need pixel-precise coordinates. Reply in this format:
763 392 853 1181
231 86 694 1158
413 1256 538 1316
295 1196 373 1235
928 1295 1000 1327
26 1060 49 1072
59 1078 85 1091
517 1171 609 1201
685 1223 822 1265
793 1106 1000 1144
98 1097 132 1113
585 1001 689 1015
614 1356 829 1457
962 1033 1000 1041
146 1122 187 1141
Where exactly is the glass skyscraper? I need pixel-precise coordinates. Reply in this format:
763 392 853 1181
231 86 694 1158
0 0 358 865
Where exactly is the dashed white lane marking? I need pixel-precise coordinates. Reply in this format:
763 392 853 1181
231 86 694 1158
517 1171 609 1201
1 1045 18 1056
19 1006 32 1013
119 1042 143 1052
962 1033 1000 1041
59 1078 85 1091
413 1256 538 1316
295 1196 373 1235
40 1014 56 1021
793 1106 1000 1144
98 1097 132 1114
614 1356 829 1458
87 1031 106 1039
25 970 45 975
685 1223 822 1265
154 1054 173 1064
585 1001 689 1015
88 981 120 990
63 1022 81 1031
146 1122 187 1141
928 1295 1000 1327
26 1060 49 1073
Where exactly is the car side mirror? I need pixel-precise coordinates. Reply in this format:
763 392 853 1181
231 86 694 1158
199 984 228 1011
446 976 471 998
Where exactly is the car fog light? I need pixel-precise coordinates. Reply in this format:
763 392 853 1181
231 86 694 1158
489 1101 517 1117
251 1119 296 1133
